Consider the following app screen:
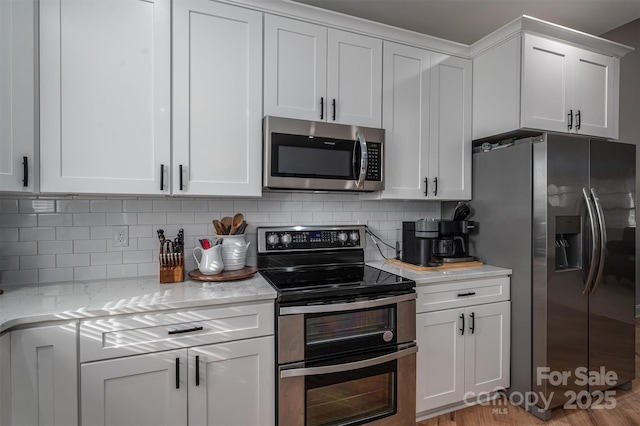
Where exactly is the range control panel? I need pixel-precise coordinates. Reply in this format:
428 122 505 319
257 225 366 252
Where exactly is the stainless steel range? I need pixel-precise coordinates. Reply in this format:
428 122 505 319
257 225 417 426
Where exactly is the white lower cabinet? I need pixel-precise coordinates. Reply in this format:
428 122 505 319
79 302 275 426
9 323 79 426
81 337 274 426
415 277 510 416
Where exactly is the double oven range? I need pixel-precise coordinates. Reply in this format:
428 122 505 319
257 225 417 426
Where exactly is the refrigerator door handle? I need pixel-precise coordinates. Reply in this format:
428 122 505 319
582 187 600 295
590 188 607 294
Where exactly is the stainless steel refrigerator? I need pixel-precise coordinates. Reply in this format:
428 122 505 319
470 133 635 420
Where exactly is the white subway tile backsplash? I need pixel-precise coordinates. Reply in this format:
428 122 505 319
1 241 38 256
20 227 56 241
57 253 91 268
38 213 72 227
56 226 90 240
20 255 56 269
73 213 106 226
0 195 441 285
56 199 90 213
90 200 123 212
106 213 137 225
74 265 107 281
38 267 74 283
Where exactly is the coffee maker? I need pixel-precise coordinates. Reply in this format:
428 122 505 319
401 219 441 267
432 220 476 262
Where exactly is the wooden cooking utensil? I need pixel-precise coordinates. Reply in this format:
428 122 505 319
229 213 244 235
220 216 232 234
213 219 226 235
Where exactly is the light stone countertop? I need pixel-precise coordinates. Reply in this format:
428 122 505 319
367 261 512 284
0 274 277 333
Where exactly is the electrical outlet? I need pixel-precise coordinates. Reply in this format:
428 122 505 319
112 226 129 247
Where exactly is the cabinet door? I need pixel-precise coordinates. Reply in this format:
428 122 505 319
11 323 78 426
428 54 472 200
40 0 171 194
378 41 430 199
81 349 188 426
521 34 573 133
172 0 262 196
464 301 511 395
327 29 382 127
572 48 615 138
0 0 35 192
264 15 327 122
189 336 275 426
416 309 465 412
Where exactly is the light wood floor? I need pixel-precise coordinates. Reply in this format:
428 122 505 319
417 318 640 426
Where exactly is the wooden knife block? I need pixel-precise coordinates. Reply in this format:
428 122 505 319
159 247 184 283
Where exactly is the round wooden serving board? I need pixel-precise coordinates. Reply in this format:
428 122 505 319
188 266 258 282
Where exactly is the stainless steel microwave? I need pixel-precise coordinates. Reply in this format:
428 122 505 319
263 116 384 192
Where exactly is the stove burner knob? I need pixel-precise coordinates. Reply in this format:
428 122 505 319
281 233 292 246
267 233 280 246
337 232 348 244
349 231 360 242
383 330 394 342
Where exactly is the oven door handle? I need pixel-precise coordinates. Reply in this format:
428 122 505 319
279 293 416 315
279 345 417 379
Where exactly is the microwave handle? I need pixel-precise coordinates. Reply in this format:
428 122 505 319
355 132 368 189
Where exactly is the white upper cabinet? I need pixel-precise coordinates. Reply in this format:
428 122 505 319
264 15 382 127
472 17 631 141
0 0 35 192
172 0 262 196
40 0 171 194
522 34 616 138
365 42 471 200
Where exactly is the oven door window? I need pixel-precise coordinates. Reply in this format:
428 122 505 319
306 359 396 426
271 133 358 180
305 306 396 359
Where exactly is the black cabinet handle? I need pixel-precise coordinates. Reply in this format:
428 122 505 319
168 326 203 335
179 165 184 191
424 177 428 196
459 313 465 335
22 156 28 187
576 110 581 130
568 109 573 130
457 292 476 297
160 164 165 190
434 177 438 196
470 312 475 334
195 355 200 386
175 358 180 389
320 97 324 120
332 99 336 121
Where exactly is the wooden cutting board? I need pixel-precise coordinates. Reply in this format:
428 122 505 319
188 266 258 282
385 258 483 271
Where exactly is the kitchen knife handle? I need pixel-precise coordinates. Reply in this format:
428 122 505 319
434 177 438 196
195 355 200 386
459 313 465 335
320 97 324 120
576 110 581 130
424 178 428 196
568 109 573 130
175 358 180 389
179 164 184 191
332 98 336 121
160 164 165 191
22 156 28 187
470 312 475 334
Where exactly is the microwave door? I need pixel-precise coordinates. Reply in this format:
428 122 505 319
354 132 368 189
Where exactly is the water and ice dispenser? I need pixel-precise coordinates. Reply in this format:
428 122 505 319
555 216 582 271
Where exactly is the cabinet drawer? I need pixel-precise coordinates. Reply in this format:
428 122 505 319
80 301 274 362
416 277 509 313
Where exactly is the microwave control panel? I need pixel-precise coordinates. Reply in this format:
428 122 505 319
366 143 382 181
